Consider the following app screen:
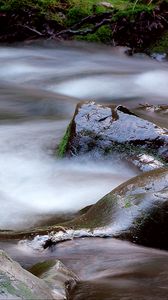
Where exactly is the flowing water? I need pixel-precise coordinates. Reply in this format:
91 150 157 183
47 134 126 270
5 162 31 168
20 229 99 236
0 41 168 299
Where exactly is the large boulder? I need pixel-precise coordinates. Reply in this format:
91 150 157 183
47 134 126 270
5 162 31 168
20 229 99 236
58 102 168 171
48 167 168 250
1 169 168 251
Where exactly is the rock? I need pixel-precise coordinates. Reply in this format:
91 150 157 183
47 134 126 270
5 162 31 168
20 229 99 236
47 167 168 250
57 102 168 171
0 250 54 299
29 260 79 299
151 52 167 62
97 2 114 9
0 250 78 299
138 103 168 113
4 168 168 251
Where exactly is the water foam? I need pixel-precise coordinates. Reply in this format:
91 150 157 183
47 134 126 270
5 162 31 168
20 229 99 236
0 120 137 230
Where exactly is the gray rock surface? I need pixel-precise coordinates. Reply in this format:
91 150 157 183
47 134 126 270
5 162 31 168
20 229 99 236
60 102 168 171
29 259 79 300
0 250 78 299
0 250 54 299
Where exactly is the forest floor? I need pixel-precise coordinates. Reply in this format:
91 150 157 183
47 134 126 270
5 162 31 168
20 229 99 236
0 0 168 53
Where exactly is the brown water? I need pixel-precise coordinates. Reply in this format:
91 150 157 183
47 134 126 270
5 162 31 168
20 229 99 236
0 238 168 299
0 41 168 299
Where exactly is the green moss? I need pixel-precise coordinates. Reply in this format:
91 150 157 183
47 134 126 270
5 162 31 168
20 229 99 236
0 274 36 299
0 275 17 295
66 0 131 27
133 211 151 228
104 141 167 166
28 260 56 277
0 0 60 13
112 4 153 21
0 0 35 11
16 282 37 299
57 122 72 157
66 6 88 26
76 25 112 43
124 198 132 208
150 31 168 53
65 193 119 229
0 0 159 46
48 12 65 24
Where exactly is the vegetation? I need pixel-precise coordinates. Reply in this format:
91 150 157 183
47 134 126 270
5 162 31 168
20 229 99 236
150 30 168 53
0 0 168 52
57 121 72 157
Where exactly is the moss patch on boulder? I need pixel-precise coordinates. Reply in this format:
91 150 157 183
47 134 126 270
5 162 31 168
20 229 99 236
57 121 72 157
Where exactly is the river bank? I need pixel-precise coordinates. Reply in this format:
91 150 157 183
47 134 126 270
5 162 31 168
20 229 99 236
0 0 168 54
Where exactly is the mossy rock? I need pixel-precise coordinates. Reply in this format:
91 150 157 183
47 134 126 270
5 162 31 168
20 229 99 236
0 250 54 299
0 251 78 300
57 102 168 171
64 167 168 250
29 259 79 299
1 168 168 251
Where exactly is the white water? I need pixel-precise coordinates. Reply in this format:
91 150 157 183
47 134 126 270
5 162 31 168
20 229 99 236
0 119 137 229
52 70 168 100
0 42 167 230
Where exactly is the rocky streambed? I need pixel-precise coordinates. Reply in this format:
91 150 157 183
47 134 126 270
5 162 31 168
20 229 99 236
24 103 168 250
0 43 168 299
0 101 168 299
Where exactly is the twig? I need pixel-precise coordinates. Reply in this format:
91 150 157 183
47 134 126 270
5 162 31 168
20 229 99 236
55 18 112 37
18 24 43 36
71 12 113 30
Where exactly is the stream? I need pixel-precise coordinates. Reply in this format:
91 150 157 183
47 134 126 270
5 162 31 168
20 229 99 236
0 41 168 299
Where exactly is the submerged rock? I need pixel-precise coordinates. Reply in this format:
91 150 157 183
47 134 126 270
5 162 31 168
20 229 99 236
57 102 168 171
0 250 78 300
29 260 79 300
138 103 168 113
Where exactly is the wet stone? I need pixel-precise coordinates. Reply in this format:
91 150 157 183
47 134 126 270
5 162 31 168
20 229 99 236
0 250 54 300
0 250 78 300
59 102 168 171
47 167 168 251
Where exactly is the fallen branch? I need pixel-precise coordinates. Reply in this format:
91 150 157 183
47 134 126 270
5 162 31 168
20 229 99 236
18 24 43 36
71 12 113 30
55 17 112 37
